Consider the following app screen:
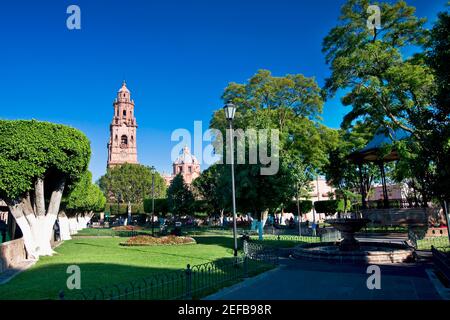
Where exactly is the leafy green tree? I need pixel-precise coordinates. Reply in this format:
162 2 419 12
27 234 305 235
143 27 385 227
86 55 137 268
322 124 379 208
207 70 336 238
322 0 450 206
59 170 106 239
192 164 229 219
98 163 166 213
64 171 106 214
323 0 431 134
167 174 194 217
0 120 90 258
422 7 450 204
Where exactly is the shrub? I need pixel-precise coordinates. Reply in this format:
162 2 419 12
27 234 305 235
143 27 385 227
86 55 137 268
143 198 169 215
112 225 144 231
120 235 196 246
284 200 313 215
105 203 145 215
314 200 351 216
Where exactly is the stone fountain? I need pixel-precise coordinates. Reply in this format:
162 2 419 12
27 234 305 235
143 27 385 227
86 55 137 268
293 217 415 264
327 218 370 251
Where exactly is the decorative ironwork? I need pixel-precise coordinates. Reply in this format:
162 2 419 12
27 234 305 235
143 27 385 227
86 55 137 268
61 249 277 300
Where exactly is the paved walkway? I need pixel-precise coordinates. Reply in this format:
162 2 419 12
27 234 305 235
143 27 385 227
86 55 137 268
206 258 443 300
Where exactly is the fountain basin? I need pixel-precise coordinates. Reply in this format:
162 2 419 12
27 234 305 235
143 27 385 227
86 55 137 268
293 241 414 264
327 218 371 251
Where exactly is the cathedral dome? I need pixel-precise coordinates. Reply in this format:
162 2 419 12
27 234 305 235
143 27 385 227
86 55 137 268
174 146 199 164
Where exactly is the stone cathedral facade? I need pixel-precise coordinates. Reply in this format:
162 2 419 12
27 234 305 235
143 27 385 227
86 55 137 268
107 81 139 168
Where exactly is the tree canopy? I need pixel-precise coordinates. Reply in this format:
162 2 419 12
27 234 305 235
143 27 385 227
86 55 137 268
0 120 90 200
167 174 194 216
64 171 106 214
203 70 338 218
98 163 167 207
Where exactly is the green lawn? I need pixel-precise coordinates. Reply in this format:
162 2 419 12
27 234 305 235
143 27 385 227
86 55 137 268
417 236 450 251
0 233 268 300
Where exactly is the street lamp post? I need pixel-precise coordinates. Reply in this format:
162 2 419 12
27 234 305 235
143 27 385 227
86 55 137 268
117 192 122 224
151 173 155 236
224 102 238 257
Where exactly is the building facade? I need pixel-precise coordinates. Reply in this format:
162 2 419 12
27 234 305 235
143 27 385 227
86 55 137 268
163 146 201 185
107 81 138 168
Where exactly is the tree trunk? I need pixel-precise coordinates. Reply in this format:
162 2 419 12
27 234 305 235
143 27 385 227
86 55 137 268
68 217 78 235
8 200 58 259
58 211 72 241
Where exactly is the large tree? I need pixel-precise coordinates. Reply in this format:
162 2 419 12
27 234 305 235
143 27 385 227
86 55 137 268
0 120 90 258
323 0 430 135
59 170 106 239
167 174 194 217
322 0 449 205
98 163 166 212
322 123 379 207
207 70 337 237
192 164 228 219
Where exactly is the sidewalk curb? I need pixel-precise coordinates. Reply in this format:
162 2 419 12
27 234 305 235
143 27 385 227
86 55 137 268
425 268 450 300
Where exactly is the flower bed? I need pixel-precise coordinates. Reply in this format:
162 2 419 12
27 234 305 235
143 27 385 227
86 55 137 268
112 225 144 231
120 235 196 246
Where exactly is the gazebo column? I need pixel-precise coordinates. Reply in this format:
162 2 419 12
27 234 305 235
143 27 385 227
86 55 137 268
357 163 367 209
378 162 389 208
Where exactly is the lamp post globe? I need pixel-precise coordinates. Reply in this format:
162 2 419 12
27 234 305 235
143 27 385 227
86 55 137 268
223 102 236 121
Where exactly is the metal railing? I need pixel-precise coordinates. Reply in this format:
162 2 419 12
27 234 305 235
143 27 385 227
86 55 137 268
60 241 277 300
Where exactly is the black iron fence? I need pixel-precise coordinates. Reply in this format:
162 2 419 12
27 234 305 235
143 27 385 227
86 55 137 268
60 241 277 300
365 198 424 209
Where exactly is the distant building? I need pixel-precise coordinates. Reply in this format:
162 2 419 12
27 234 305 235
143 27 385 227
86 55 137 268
163 146 201 186
307 176 335 203
107 81 138 168
368 183 404 201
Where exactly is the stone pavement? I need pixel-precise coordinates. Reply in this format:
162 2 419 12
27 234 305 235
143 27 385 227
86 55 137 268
206 258 443 300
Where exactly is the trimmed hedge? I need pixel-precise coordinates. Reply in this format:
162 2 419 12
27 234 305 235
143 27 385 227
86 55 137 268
314 200 351 216
105 202 145 215
143 198 169 214
284 200 313 215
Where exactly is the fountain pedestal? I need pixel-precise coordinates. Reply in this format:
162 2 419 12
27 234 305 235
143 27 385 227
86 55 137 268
327 218 370 251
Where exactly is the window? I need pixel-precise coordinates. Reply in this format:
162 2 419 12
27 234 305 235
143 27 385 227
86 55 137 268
123 110 127 117
121 135 128 148
188 166 192 173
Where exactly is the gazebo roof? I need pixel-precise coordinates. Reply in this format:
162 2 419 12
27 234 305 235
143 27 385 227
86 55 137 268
348 127 411 163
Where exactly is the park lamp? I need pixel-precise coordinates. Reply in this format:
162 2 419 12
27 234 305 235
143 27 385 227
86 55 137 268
223 102 236 121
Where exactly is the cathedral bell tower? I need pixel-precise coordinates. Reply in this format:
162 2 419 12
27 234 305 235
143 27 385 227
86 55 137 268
107 81 138 168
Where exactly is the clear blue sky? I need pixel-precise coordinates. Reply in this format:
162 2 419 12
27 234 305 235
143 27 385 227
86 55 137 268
0 0 446 181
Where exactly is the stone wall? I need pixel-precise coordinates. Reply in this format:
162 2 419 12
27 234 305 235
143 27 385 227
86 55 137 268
0 238 27 273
